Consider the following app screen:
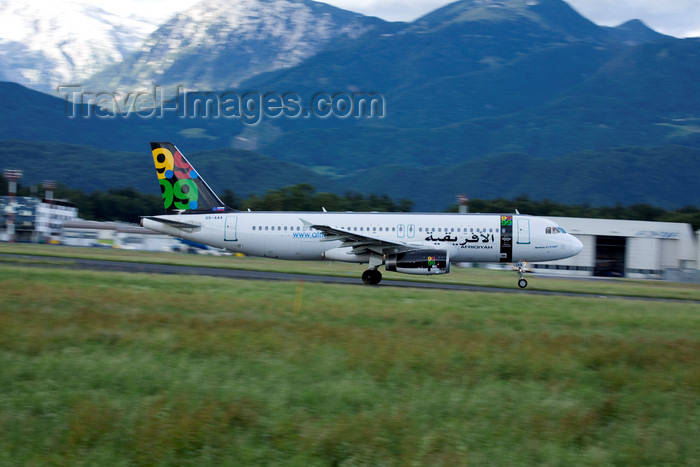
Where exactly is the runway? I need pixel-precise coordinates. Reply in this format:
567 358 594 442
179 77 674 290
2 253 697 303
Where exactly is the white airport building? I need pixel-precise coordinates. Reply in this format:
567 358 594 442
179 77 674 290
60 220 181 251
533 217 698 281
0 196 79 243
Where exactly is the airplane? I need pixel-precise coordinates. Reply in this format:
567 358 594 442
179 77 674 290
141 142 583 287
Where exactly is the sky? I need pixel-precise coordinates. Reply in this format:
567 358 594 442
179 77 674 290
323 0 700 37
89 0 700 38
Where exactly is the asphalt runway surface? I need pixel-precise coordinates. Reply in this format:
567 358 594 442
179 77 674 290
2 253 698 303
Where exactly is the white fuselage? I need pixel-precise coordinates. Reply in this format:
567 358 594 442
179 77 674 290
142 212 583 264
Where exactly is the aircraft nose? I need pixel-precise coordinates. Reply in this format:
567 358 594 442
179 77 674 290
570 235 583 255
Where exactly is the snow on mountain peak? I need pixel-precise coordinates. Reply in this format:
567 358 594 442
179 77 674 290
85 0 383 92
0 0 160 92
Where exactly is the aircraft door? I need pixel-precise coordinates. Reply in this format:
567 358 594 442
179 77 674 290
397 224 405 238
407 224 415 238
225 216 238 241
516 218 530 244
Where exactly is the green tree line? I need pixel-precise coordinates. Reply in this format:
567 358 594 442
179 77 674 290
1 175 698 229
446 196 700 230
220 184 413 213
0 178 414 224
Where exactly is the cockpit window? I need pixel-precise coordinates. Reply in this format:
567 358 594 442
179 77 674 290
546 226 566 234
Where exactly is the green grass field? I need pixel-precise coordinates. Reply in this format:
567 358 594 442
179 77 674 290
0 252 699 465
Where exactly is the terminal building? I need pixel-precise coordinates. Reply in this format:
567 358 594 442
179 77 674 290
0 196 78 243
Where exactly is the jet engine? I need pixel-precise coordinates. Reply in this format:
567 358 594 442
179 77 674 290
385 250 450 275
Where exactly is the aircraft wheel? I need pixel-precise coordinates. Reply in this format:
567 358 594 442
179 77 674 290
362 269 382 285
518 278 528 289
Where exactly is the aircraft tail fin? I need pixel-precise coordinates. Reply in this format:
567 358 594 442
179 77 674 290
150 142 234 214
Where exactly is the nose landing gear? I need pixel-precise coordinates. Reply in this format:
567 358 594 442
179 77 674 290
516 261 528 288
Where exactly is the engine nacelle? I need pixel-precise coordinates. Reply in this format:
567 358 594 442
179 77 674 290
385 250 450 275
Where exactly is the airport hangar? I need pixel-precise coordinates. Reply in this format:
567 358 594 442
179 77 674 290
529 217 698 281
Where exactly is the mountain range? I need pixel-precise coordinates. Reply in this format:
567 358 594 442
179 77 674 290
0 0 698 211
241 0 696 168
0 0 159 93
85 0 385 95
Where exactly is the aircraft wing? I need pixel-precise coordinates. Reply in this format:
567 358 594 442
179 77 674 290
301 219 416 255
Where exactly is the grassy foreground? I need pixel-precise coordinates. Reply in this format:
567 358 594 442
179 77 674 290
0 265 699 465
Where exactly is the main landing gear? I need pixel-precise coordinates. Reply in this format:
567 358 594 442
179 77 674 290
516 261 528 288
362 269 382 285
362 254 384 285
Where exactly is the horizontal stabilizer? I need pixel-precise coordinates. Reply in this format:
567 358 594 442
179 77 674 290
141 216 201 231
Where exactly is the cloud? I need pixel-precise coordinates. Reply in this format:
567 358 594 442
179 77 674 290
321 0 700 37
321 0 449 21
567 0 700 37
61 0 700 38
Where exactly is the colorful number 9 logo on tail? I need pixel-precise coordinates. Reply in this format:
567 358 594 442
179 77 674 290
152 147 200 211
